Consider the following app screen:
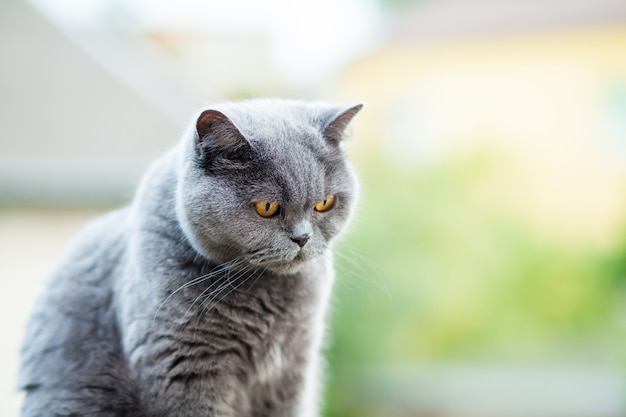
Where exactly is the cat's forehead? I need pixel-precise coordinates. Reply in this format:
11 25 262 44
246 136 344 203
251 140 328 202
216 100 324 144
218 100 335 166
214 98 321 119
207 99 353 200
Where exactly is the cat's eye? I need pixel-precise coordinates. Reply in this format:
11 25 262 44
314 195 336 212
255 201 280 218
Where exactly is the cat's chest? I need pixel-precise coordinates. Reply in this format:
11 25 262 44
223 277 316 381
255 337 285 384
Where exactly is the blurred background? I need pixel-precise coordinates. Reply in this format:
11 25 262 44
2 0 626 415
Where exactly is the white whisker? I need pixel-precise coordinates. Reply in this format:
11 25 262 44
180 259 244 325
190 264 261 340
152 258 243 328
334 245 391 298
200 264 258 313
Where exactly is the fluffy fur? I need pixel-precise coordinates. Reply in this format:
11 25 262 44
19 99 362 417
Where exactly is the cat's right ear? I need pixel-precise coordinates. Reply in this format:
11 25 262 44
322 103 364 147
195 109 252 170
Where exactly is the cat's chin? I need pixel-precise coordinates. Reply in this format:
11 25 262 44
272 261 311 275
249 259 306 275
247 251 317 276
198 247 312 275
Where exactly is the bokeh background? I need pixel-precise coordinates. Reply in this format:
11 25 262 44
2 0 626 416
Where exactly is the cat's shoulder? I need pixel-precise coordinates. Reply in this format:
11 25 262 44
74 207 130 248
52 207 131 278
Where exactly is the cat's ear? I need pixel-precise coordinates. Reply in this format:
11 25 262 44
322 103 364 146
195 109 251 169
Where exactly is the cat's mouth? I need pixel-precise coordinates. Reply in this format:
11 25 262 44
245 246 314 274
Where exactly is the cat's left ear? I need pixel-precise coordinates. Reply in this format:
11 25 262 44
195 109 252 170
322 103 364 146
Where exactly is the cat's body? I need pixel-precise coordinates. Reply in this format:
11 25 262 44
19 99 362 417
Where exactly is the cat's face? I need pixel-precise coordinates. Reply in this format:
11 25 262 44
176 99 362 274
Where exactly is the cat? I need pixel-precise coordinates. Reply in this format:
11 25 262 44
18 98 363 417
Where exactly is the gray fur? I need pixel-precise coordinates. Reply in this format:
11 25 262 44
19 99 362 417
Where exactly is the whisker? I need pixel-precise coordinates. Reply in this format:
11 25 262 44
200 264 257 312
190 264 260 340
152 273 212 324
155 258 243 329
334 261 365 291
179 259 244 324
244 265 267 294
334 246 391 298
339 243 388 277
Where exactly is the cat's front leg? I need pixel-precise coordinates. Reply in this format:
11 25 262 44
249 352 322 417
139 370 250 417
292 349 323 417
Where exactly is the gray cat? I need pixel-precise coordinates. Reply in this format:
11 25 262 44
18 99 363 417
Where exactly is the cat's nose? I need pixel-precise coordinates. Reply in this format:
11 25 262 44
289 234 310 248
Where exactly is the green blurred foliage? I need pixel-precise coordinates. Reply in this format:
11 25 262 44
323 147 626 417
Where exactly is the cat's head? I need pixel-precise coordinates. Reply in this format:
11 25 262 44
175 99 362 274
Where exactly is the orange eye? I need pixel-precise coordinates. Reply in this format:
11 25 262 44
255 201 280 218
314 195 336 212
